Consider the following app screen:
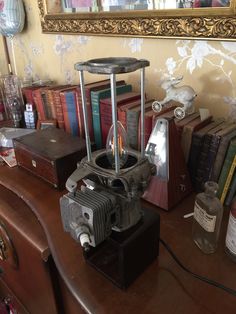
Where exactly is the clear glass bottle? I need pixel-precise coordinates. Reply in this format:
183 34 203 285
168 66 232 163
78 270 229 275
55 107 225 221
192 181 223 254
225 197 236 262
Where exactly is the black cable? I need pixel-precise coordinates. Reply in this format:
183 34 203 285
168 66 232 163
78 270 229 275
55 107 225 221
159 237 236 297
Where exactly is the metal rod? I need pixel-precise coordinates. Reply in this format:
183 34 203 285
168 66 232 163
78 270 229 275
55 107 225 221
140 67 145 158
79 70 92 162
110 73 120 174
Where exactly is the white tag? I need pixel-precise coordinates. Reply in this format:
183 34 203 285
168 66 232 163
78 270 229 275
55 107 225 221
199 108 210 121
193 201 216 232
226 212 236 255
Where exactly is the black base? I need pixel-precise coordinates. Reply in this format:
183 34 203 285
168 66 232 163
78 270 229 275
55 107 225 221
83 207 160 289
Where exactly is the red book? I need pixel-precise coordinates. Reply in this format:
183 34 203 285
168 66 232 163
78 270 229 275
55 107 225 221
22 85 48 109
32 87 49 121
45 85 71 120
76 79 113 141
100 92 141 146
117 98 141 130
52 85 78 129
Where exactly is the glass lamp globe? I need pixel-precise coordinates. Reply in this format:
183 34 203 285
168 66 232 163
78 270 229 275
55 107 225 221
106 121 129 169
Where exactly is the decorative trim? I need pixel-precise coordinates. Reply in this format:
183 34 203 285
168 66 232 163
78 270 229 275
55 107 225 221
37 0 236 40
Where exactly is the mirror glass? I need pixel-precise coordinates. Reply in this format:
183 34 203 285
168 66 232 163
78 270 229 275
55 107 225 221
47 0 230 13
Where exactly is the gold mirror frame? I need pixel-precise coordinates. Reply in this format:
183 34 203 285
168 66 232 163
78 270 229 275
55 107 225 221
37 0 236 40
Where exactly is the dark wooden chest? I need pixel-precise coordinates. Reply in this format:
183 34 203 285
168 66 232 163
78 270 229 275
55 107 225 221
13 128 87 189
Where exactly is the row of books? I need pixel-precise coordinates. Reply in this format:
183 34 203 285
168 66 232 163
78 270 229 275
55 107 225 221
187 117 236 206
21 80 236 206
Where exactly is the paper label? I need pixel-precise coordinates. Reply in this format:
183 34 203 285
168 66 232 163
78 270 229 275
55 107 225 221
226 212 236 255
193 201 216 232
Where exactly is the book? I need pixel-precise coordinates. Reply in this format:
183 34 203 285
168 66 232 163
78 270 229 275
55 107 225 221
175 112 200 138
117 98 141 130
32 87 49 121
21 85 45 108
188 119 225 186
205 123 236 182
100 91 141 146
60 89 80 136
220 155 236 204
180 114 213 163
225 170 236 206
126 104 141 150
211 128 236 182
76 79 112 141
45 85 71 120
217 138 236 200
91 83 132 149
52 85 78 129
194 122 228 191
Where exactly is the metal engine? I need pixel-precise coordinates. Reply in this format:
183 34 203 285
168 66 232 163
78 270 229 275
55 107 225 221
60 150 155 250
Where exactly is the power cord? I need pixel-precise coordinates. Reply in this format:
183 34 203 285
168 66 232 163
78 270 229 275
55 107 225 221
159 237 236 297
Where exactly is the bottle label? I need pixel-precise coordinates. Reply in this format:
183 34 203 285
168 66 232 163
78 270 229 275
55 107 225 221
226 212 236 255
193 201 216 232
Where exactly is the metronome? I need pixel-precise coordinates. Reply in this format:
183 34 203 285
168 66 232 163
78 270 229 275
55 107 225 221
143 117 192 210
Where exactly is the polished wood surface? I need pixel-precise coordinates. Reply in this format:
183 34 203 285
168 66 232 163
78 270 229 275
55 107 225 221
0 164 235 314
0 184 59 314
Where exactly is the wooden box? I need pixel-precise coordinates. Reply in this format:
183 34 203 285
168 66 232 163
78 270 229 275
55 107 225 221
13 128 87 189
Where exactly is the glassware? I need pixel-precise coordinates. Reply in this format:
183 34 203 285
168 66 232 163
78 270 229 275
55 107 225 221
192 181 223 254
0 75 24 123
225 197 236 262
106 121 129 169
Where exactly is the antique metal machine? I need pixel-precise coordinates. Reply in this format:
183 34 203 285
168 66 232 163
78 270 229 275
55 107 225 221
60 58 160 288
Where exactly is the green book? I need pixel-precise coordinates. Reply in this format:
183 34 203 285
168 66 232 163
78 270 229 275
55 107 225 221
217 137 236 199
91 84 132 149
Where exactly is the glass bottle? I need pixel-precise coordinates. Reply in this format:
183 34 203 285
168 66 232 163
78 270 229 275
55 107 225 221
192 181 223 254
225 197 236 262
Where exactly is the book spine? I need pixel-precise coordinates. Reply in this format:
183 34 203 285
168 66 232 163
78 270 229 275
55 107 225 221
187 133 203 185
225 171 236 206
211 129 236 182
46 90 57 120
220 155 236 204
195 133 213 191
127 110 140 150
53 91 65 129
32 90 46 121
91 93 103 149
22 89 36 107
60 92 71 133
203 135 221 183
64 91 80 136
100 102 112 146
218 142 236 199
117 109 127 130
41 90 50 119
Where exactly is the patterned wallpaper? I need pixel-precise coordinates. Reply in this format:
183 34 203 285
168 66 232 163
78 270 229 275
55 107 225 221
1 0 236 120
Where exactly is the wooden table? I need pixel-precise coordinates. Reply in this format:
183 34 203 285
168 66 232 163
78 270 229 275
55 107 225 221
0 164 235 314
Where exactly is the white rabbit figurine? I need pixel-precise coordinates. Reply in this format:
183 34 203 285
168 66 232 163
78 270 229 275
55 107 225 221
152 76 197 119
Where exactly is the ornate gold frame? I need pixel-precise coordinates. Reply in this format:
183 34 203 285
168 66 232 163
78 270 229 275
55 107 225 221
37 0 236 40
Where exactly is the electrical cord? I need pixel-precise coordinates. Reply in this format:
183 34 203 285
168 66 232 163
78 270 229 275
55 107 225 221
159 237 236 297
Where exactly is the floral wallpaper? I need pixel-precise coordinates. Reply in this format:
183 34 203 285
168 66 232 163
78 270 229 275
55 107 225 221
1 0 236 120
